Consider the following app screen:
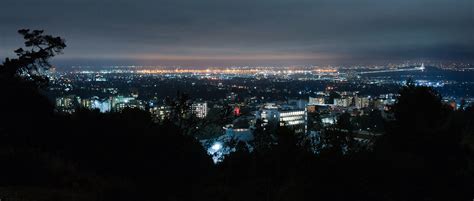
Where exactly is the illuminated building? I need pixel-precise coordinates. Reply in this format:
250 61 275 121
115 100 145 111
307 105 318 113
192 102 208 118
225 116 254 137
355 96 370 109
226 92 238 102
131 91 139 98
334 97 352 107
111 96 135 111
56 95 76 109
150 105 172 121
309 96 326 105
279 110 306 127
90 96 111 113
257 105 307 133
80 98 92 109
56 95 79 113
321 116 336 125
234 106 241 116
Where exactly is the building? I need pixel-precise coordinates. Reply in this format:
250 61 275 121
150 105 172 121
309 96 326 105
225 116 255 137
80 98 92 109
321 115 336 125
355 96 370 109
259 108 280 127
115 99 145 111
192 102 208 118
56 95 76 109
257 105 307 133
56 95 79 113
334 97 352 107
77 96 112 113
90 96 111 113
111 96 136 111
279 110 306 127
287 99 308 109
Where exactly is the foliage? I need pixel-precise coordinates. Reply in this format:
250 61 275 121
0 29 66 87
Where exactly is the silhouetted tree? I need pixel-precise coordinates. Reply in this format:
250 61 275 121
392 83 448 132
252 119 275 153
373 83 472 201
307 112 323 131
0 29 65 134
336 112 353 132
328 91 341 104
0 29 66 87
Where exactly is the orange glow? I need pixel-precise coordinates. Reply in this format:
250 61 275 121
134 67 337 75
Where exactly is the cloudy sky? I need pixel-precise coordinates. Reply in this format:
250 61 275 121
1 0 473 66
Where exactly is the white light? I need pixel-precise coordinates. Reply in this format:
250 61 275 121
211 142 222 151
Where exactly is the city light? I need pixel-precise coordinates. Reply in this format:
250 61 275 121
211 142 222 151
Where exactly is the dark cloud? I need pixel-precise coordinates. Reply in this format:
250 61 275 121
1 0 473 66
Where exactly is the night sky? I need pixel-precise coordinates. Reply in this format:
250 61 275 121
1 0 473 66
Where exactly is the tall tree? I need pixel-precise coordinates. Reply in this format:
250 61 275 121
0 29 66 87
392 82 448 133
0 29 66 134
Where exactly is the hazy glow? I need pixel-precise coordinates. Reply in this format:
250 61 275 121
133 53 338 61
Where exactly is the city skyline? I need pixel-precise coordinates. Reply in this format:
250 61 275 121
1 0 473 66
1 1 473 199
